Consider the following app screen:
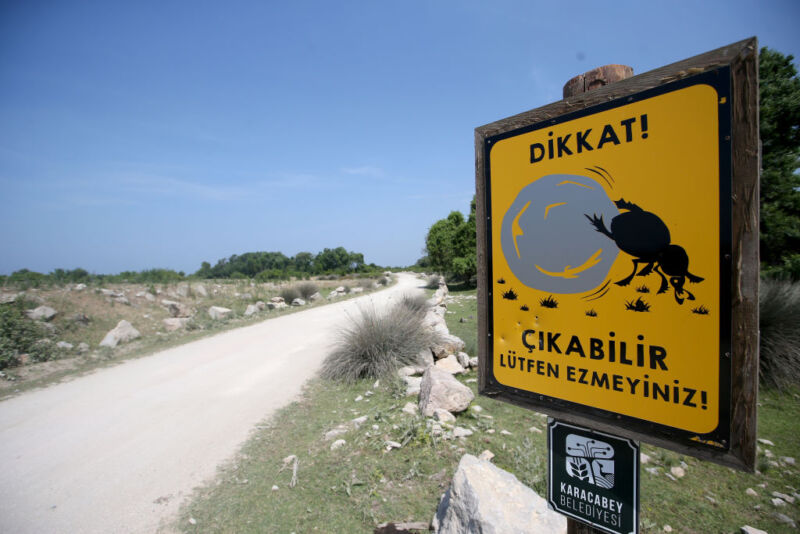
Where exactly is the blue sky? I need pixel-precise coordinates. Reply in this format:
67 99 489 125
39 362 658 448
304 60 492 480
1 1 798 275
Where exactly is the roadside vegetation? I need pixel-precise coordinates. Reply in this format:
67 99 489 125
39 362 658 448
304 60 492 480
0 274 393 398
177 283 800 533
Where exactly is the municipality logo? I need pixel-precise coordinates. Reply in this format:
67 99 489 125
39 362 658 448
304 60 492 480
565 434 615 489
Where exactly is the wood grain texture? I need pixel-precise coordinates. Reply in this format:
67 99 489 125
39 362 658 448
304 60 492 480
475 38 759 471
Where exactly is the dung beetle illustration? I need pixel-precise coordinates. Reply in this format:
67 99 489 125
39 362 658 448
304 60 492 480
585 199 703 304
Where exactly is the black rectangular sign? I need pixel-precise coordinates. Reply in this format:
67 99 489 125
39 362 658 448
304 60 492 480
548 419 639 534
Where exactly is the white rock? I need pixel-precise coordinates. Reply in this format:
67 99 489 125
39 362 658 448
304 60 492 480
74 283 87 291
350 287 364 294
256 301 266 311
663 526 672 533
434 409 456 424
645 467 659 475
351 416 368 427
431 333 466 360
77 342 90 353
465 378 477 384
640 452 652 464
745 488 758 497
781 456 795 465
385 440 402 450
434 354 466 375
670 466 685 478
163 318 189 332
471 405 483 413
740 526 768 534
244 304 259 316
757 438 775 446
478 450 495 462
772 491 795 504
417 348 434 368
397 366 419 377
500 430 512 436
208 306 232 320
771 497 786 507
270 296 285 304
456 352 470 368
469 357 479 368
291 298 306 306
453 427 473 438
25 306 57 321
324 426 348 441
528 426 543 434
402 402 418 415
330 439 346 450
56 341 74 350
267 301 288 310
308 292 322 302
432 454 565 534
191 283 208 297
354 395 363 402
419 367 475 417
99 320 141 348
271 485 279 491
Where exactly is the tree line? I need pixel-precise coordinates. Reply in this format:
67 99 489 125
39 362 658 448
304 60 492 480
2 247 381 287
422 47 800 283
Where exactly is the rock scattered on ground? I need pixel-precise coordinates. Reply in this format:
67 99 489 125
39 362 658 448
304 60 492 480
330 439 346 450
419 367 474 417
207 306 232 320
432 454 565 534
99 320 141 348
25 306 57 322
434 355 466 375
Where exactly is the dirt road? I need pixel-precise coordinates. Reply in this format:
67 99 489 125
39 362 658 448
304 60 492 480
0 273 424 533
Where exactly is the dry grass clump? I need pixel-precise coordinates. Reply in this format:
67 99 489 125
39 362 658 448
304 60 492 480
759 278 800 389
425 274 444 289
296 282 319 300
397 293 429 314
321 302 437 382
280 287 301 303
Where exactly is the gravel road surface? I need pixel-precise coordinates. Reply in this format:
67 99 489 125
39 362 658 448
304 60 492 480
0 272 424 533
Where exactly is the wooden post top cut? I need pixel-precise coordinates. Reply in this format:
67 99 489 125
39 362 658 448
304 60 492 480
563 64 634 98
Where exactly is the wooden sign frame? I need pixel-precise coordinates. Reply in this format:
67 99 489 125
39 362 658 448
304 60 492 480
476 38 759 471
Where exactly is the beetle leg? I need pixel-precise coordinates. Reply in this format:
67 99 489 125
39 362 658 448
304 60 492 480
615 259 645 286
653 264 669 294
637 262 655 277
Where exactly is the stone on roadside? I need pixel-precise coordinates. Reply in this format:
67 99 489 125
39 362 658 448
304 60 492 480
270 296 285 304
99 320 141 348
255 301 266 311
419 367 474 417
25 306 57 322
330 439 346 451
478 450 495 462
244 304 259 316
670 466 685 478
453 427 473 438
434 408 456 424
56 341 74 350
309 292 322 302
431 334 466 360
208 306 232 320
267 301 288 310
740 526 768 534
291 298 306 306
350 287 364 294
191 283 208 297
77 342 90 353
162 299 192 318
435 354 466 375
163 318 189 332
433 454 565 534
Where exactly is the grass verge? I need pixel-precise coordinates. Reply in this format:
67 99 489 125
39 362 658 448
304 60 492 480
176 287 800 533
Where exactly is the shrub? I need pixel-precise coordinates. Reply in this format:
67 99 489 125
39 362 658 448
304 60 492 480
297 282 319 300
357 278 374 289
398 293 429 314
280 287 301 303
321 302 438 382
425 274 444 289
759 278 800 389
0 302 52 369
378 276 391 286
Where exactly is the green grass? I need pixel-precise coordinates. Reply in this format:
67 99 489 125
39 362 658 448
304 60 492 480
177 287 800 533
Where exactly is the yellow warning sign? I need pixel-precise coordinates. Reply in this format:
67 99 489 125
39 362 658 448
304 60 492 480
487 82 724 434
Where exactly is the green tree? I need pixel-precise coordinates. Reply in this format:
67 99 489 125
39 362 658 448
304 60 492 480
760 47 800 278
424 196 477 282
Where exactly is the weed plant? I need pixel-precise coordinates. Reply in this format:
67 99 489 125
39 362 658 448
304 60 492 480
321 302 437 382
296 282 319 300
280 287 301 303
397 293 429 314
0 302 52 369
425 275 443 289
759 278 800 389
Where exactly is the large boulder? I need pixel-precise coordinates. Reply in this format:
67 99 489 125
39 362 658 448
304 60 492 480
208 306 232 320
161 299 191 318
431 333 466 359
433 454 566 534
99 320 141 348
419 367 474 417
191 283 208 298
435 354 466 375
25 306 57 322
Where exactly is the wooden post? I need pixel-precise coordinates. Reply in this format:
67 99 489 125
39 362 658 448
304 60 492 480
561 62 634 534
